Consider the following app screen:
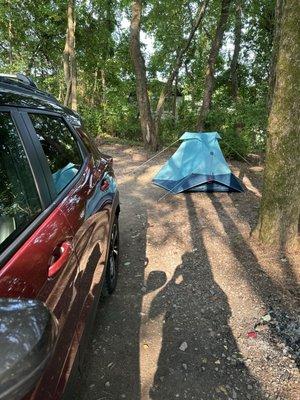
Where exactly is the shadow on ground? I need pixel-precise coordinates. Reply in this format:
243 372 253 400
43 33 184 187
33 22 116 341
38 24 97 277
71 145 299 400
210 194 300 367
148 194 265 400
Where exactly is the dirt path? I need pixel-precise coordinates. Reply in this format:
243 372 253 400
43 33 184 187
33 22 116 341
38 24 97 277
73 143 299 400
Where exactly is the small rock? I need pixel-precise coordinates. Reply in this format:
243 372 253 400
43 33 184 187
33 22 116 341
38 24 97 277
179 342 188 351
217 385 228 395
124 262 131 266
182 363 187 370
215 360 221 364
262 314 272 323
105 381 110 388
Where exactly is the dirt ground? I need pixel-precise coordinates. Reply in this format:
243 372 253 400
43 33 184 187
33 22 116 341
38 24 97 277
72 143 300 400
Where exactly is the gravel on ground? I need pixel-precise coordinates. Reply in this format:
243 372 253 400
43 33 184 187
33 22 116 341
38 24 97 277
72 143 299 400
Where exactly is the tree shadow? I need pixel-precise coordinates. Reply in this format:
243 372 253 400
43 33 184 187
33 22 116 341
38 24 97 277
148 194 265 399
210 194 300 367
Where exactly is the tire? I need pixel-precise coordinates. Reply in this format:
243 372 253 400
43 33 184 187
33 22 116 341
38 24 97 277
102 216 119 296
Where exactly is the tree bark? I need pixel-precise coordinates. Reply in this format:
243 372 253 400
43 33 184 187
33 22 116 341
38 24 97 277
101 68 106 106
155 0 209 132
63 0 77 111
197 0 232 131
172 72 179 124
130 0 157 150
254 0 300 251
230 0 242 101
8 18 13 67
268 0 284 112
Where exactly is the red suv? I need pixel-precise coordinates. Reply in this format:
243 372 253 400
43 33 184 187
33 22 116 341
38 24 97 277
0 74 120 400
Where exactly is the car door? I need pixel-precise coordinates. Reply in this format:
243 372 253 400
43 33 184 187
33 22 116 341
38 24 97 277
0 108 80 399
22 111 116 396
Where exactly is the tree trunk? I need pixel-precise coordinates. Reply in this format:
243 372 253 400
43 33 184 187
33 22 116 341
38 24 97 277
155 0 209 132
130 0 157 150
197 0 232 131
8 18 13 67
172 72 179 124
230 0 242 101
91 68 98 106
268 0 284 111
63 0 77 111
101 68 106 106
254 0 300 251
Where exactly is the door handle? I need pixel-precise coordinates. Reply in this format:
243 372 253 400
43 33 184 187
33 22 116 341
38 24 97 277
48 241 72 278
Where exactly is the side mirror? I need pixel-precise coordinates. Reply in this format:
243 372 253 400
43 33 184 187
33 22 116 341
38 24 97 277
0 298 58 400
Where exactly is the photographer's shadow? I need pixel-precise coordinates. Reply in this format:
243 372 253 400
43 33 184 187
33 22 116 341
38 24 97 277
148 195 265 399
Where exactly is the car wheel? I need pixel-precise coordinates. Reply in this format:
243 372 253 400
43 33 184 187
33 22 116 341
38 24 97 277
103 216 119 296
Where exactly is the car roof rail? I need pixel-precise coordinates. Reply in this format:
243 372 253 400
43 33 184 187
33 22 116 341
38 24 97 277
0 73 37 88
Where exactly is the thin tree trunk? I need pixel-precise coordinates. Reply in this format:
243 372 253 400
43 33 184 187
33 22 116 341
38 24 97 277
58 79 63 102
172 72 179 123
155 0 209 132
253 0 300 251
91 68 98 106
63 0 77 111
197 0 232 131
130 0 157 150
101 69 106 106
8 18 13 67
268 0 284 112
230 0 242 101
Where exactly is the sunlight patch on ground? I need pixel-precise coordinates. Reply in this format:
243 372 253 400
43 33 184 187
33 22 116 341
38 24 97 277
242 175 262 197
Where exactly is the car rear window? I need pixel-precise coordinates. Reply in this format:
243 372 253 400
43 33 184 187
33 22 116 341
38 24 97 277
29 114 83 195
0 112 41 253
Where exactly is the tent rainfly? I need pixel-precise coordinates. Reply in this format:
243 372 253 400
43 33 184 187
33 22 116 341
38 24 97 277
153 132 244 193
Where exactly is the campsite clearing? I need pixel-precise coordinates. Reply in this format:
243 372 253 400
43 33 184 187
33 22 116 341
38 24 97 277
73 143 299 400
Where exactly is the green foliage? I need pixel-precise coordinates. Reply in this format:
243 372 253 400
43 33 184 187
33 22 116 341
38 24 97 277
0 0 275 158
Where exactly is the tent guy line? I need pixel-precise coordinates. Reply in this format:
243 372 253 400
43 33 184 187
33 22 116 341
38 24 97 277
115 132 245 201
131 138 181 175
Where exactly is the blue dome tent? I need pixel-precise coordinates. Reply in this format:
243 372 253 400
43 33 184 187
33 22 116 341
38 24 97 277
153 132 244 193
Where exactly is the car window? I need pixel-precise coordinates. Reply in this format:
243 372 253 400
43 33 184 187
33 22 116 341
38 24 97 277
77 128 99 158
0 112 41 252
29 114 83 194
